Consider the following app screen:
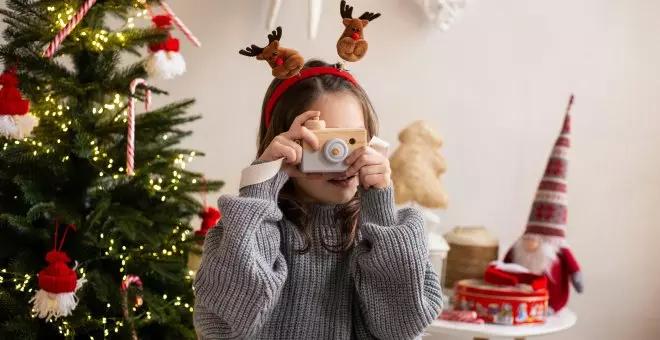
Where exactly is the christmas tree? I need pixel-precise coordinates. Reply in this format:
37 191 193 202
0 1 222 339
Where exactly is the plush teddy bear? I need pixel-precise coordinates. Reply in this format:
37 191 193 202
389 120 448 208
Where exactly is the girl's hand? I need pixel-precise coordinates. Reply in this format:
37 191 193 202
258 111 321 177
343 146 391 189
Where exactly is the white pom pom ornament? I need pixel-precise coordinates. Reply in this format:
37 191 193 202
144 15 186 80
0 66 38 139
29 223 86 321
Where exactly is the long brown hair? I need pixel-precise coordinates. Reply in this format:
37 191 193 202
256 59 378 253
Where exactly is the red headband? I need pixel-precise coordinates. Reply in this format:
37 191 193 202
265 66 359 128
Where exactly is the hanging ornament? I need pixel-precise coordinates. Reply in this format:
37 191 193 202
267 0 283 31
414 0 470 31
126 78 151 176
309 0 322 39
142 2 201 79
43 0 97 58
195 176 221 240
121 274 143 340
188 176 221 272
144 15 186 80
0 66 38 139
29 222 86 321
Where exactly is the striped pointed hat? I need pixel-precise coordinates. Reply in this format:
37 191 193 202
524 95 575 238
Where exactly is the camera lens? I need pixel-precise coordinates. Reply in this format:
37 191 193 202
323 138 349 163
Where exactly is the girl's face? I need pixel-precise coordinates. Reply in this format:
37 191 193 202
291 91 365 204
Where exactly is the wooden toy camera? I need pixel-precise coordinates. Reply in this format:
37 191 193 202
300 117 367 173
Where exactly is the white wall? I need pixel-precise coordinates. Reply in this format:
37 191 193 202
11 0 660 338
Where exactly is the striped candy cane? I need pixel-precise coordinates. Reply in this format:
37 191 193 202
158 1 201 47
127 78 151 176
43 0 97 58
121 275 143 340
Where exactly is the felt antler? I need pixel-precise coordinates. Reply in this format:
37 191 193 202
239 26 305 80
337 0 381 62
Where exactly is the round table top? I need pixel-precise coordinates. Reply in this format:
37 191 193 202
426 309 577 338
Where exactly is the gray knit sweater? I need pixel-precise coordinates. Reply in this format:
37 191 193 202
193 169 444 339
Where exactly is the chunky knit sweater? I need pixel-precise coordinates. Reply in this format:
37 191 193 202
193 169 444 339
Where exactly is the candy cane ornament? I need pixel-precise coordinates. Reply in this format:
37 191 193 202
127 79 151 176
43 0 97 58
121 275 143 340
158 1 201 48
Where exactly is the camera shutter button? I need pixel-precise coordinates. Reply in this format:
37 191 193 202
323 138 349 163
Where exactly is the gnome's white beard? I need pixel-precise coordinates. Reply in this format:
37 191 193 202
512 235 563 276
29 277 86 321
144 50 186 80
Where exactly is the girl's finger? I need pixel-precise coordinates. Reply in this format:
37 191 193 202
275 136 303 165
344 145 368 165
359 163 389 176
345 152 382 177
273 140 297 164
285 111 321 139
361 173 389 190
299 126 320 151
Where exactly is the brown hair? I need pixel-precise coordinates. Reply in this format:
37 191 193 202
256 59 378 253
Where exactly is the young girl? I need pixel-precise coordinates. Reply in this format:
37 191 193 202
193 60 444 339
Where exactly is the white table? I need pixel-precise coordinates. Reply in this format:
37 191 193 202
426 309 576 340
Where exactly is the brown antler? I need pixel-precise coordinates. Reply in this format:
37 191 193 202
340 0 354 19
268 26 282 43
358 12 381 22
239 44 265 57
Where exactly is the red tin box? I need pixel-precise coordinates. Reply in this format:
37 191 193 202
454 279 549 326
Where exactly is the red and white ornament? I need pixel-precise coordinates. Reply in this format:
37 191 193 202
0 67 38 139
29 223 86 320
504 94 583 313
144 15 186 80
126 78 151 176
195 176 221 239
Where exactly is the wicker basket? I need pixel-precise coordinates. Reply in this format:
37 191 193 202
443 226 499 289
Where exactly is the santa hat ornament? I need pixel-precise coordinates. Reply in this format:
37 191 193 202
29 223 86 321
194 176 221 240
524 95 574 240
0 66 38 139
144 15 186 80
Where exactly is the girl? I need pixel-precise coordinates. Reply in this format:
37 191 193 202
193 60 444 339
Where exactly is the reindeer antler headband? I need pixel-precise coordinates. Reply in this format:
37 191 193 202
239 0 381 128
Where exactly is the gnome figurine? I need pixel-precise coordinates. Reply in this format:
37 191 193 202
144 15 186 80
504 95 583 314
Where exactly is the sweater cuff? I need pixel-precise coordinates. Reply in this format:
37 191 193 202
239 160 290 201
359 185 397 226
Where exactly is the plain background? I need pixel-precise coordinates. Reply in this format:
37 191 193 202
5 0 660 339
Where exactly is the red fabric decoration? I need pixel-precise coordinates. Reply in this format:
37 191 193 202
195 206 221 237
195 176 221 238
484 265 547 291
38 250 78 294
148 15 181 53
0 68 29 116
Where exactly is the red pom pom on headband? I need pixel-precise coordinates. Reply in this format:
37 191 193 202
264 66 359 128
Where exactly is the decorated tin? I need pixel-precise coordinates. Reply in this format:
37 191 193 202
454 279 549 326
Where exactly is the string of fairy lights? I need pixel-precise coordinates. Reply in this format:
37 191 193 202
46 2 150 52
1 2 202 338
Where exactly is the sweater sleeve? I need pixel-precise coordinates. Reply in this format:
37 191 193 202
350 186 444 340
193 169 289 340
